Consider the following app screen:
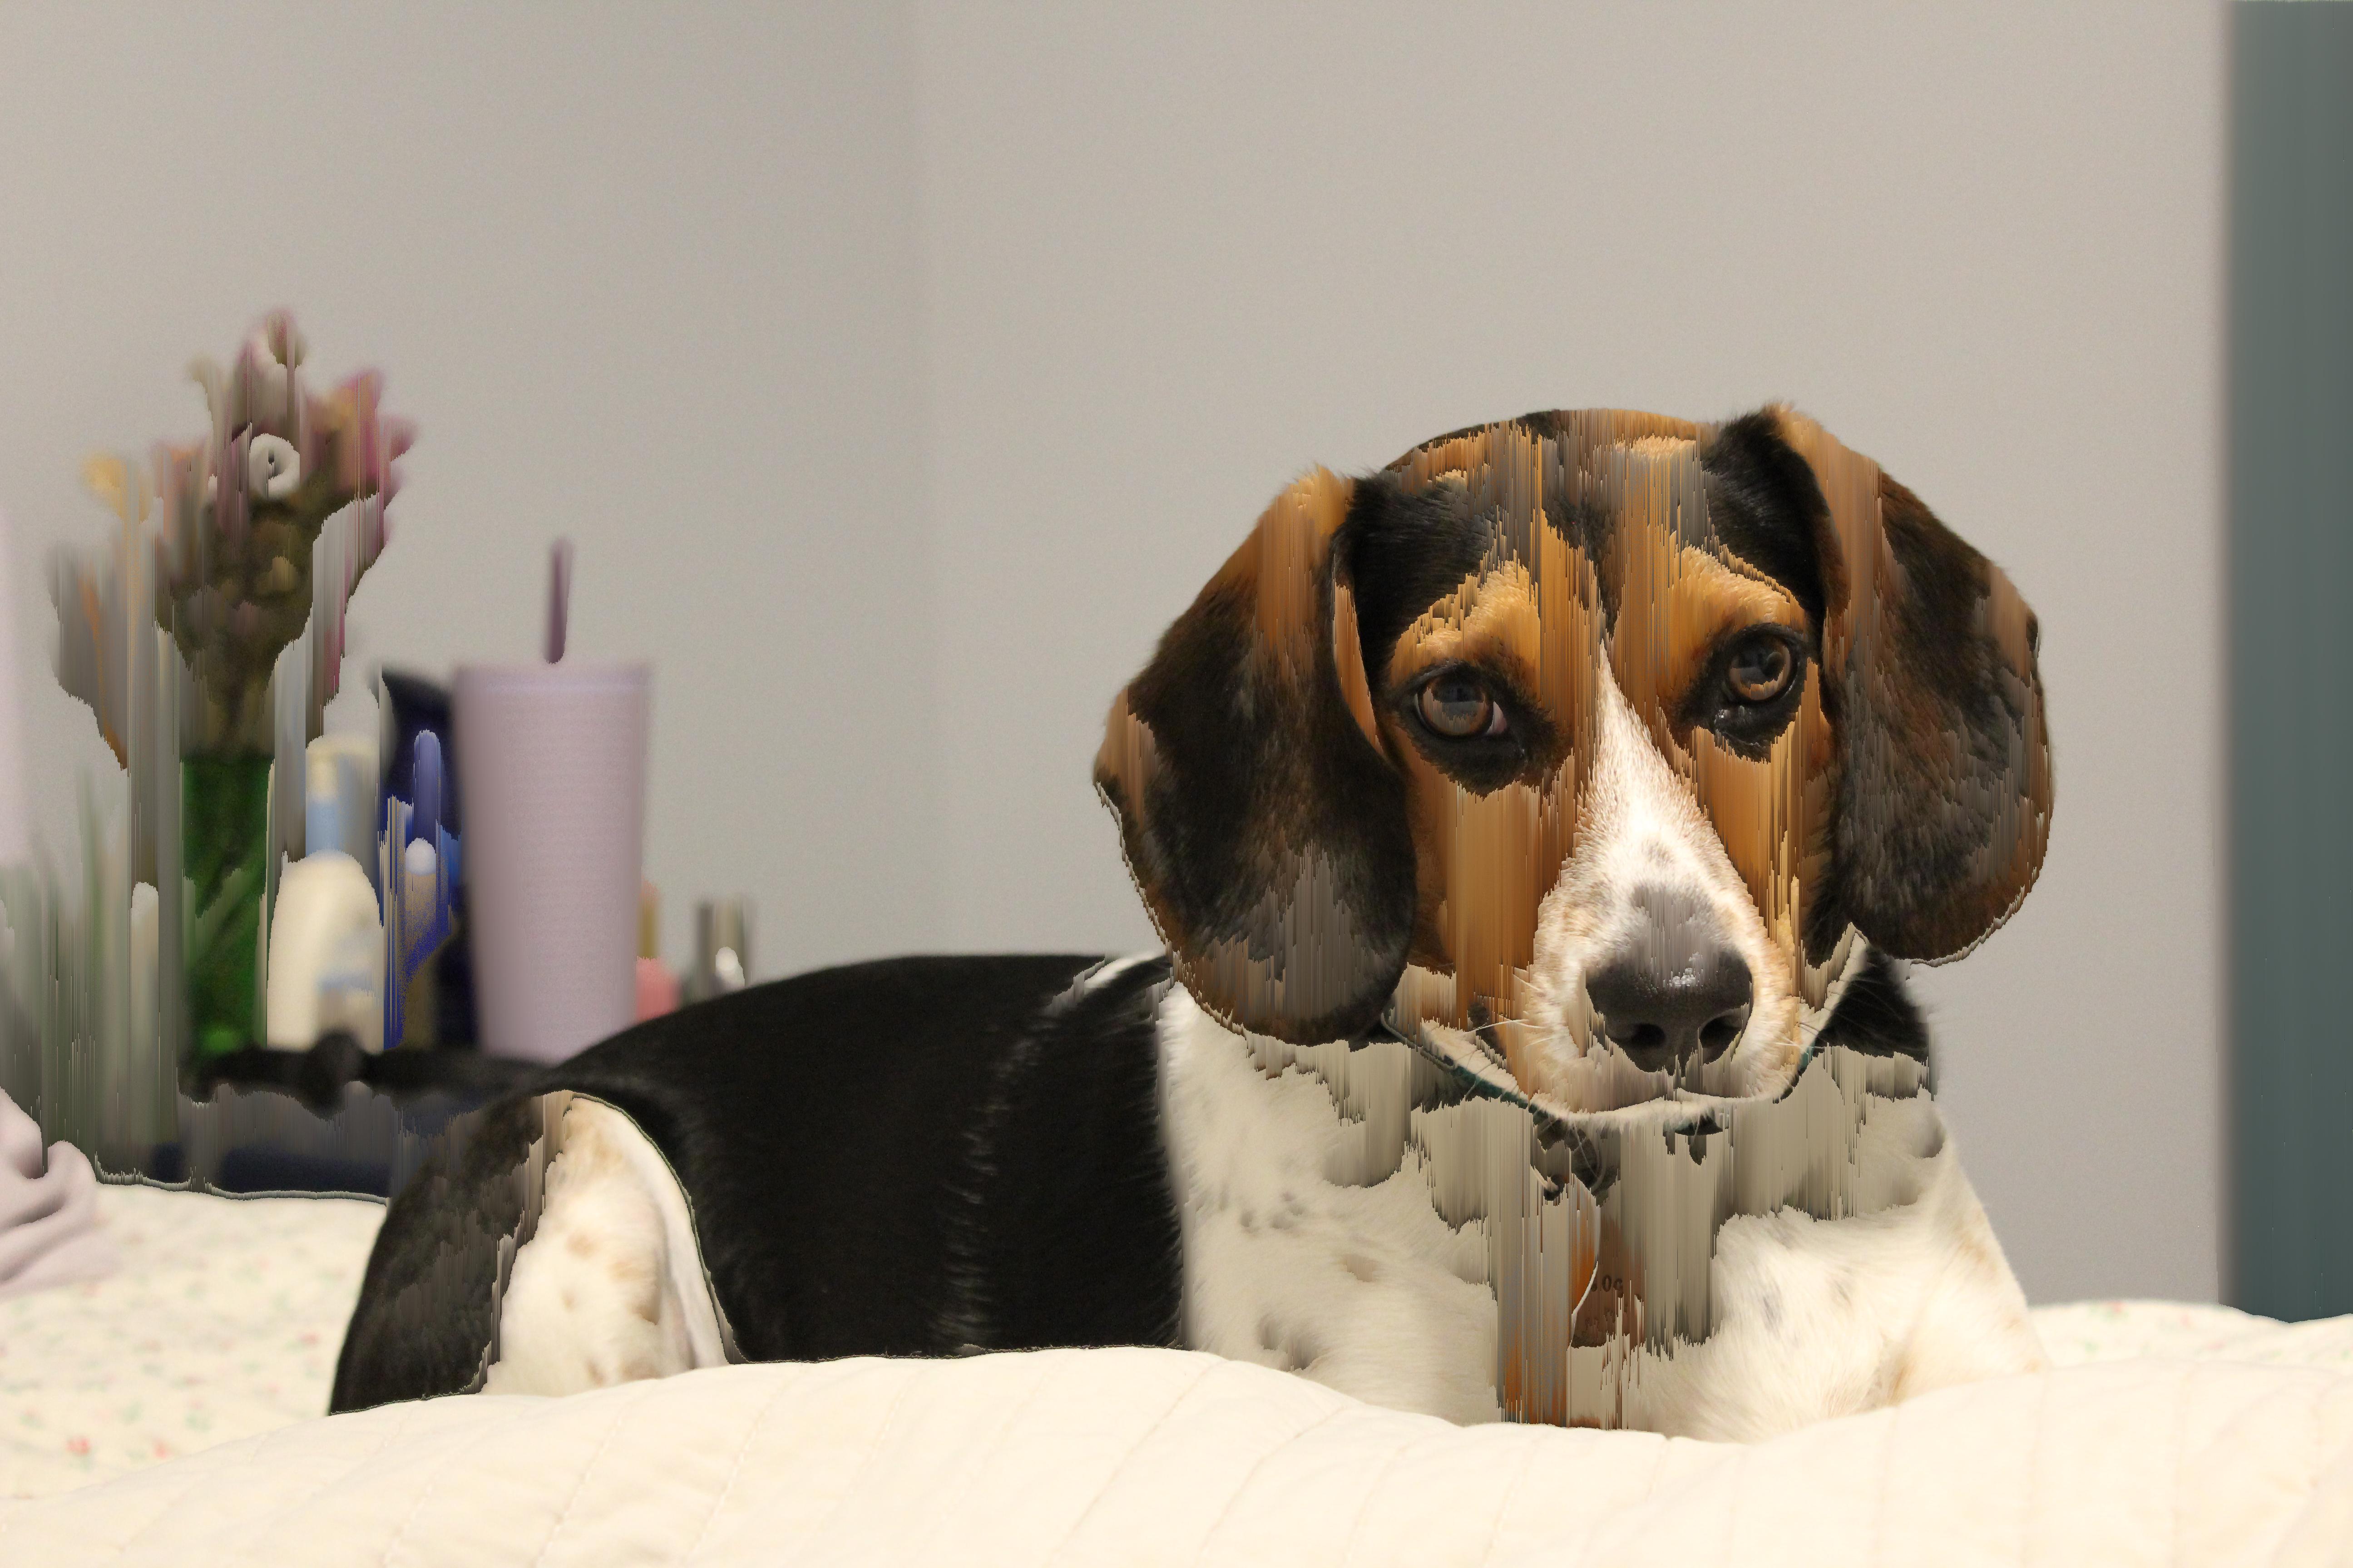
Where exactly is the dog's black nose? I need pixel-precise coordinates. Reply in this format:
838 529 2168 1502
1583 890 1753 1075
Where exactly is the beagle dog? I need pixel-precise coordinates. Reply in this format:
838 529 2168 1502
331 405 2053 1442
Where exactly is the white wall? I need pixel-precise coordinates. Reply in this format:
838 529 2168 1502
915 1 2227 1303
1 2 2226 1303
0 2 942 975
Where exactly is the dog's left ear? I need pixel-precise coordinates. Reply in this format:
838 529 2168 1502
1096 470 1417 1044
1720 407 2054 962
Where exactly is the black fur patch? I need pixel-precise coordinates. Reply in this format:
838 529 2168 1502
1699 410 1832 634
1809 948 1932 1069
1113 544 1417 1044
328 1095 539 1413
328 955 1184 1411
1692 414 2050 963
1832 477 2047 960
932 956 1181 1351
1337 474 1494 689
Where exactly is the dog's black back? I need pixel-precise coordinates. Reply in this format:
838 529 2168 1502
329 953 1180 1414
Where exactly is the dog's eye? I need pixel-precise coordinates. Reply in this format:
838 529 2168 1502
1724 638 1794 705
1417 675 1505 739
1695 629 1809 757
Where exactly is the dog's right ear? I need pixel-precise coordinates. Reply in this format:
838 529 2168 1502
1096 470 1417 1045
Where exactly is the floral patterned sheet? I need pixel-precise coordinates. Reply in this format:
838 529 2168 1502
0 1181 383 1498
2 1182 2349 1499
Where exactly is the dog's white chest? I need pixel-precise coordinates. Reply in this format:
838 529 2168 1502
1156 991 2044 1440
1157 992 1504 1425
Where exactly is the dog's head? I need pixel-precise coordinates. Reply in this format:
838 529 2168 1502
1097 407 2051 1112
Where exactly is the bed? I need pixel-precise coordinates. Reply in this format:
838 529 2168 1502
1 1182 2348 1564
0 1181 383 1497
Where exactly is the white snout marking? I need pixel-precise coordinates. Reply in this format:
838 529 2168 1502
1517 664 1800 1109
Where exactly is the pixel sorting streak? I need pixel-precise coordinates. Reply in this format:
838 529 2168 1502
335 404 2054 1442
1103 405 2052 1432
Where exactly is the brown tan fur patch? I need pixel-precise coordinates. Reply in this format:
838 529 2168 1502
1371 419 1826 1089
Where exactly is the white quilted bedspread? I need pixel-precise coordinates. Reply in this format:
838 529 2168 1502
2 1343 2350 1566
4 1185 2353 1564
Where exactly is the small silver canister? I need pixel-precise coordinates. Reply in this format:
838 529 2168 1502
685 897 754 1005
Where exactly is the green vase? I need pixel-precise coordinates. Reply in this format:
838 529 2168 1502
183 754 273 1060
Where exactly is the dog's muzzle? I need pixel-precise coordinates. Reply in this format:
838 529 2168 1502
1582 885 1754 1075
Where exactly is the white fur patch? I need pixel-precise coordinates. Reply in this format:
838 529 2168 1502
1157 987 1502 1425
1159 986 2047 1440
482 1097 733 1397
476 982 2044 1444
1518 664 1804 1109
1606 1119 2049 1440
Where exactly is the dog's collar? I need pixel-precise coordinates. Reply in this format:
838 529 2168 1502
1367 931 1874 1142
1364 1016 1596 1148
